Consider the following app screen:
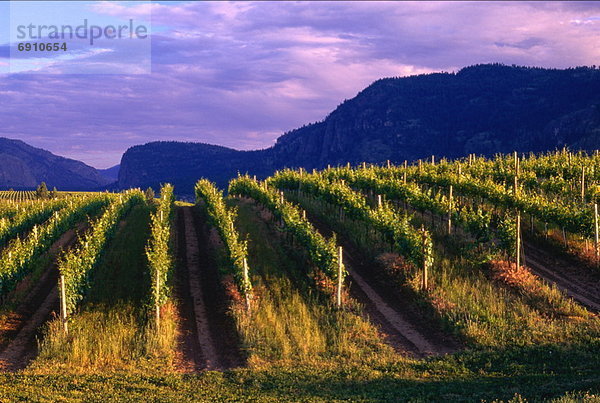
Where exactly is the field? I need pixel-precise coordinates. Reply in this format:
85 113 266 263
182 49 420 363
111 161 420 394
0 151 599 402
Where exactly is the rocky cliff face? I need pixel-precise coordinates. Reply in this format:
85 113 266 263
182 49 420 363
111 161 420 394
0 138 111 190
118 64 600 194
118 141 274 192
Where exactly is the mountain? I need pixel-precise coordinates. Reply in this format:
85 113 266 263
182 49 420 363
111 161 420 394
118 64 600 194
0 138 111 190
118 142 273 192
99 165 120 182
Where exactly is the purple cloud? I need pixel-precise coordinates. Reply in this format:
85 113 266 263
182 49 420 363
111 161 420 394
0 1 599 168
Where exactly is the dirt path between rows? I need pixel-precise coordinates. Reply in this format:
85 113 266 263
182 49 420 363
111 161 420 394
0 224 84 372
174 206 244 372
366 190 600 314
524 239 600 312
303 210 460 358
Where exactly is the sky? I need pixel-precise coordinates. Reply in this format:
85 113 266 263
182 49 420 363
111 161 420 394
0 1 599 169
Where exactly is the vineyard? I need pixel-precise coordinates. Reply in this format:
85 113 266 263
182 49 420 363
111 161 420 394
0 151 599 401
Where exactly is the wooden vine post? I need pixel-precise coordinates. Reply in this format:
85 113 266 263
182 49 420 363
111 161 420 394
59 274 68 334
279 192 285 227
421 227 429 291
243 258 251 312
447 185 453 235
595 203 599 265
377 194 382 208
156 203 162 325
337 246 343 308
155 271 161 327
581 166 586 204
514 152 521 269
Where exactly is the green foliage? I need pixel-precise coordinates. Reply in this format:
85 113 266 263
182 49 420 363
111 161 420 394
59 190 144 314
144 187 155 203
386 157 595 238
229 175 344 284
0 195 111 296
195 179 252 297
35 182 49 200
322 166 517 252
269 169 431 271
0 198 67 248
146 184 174 313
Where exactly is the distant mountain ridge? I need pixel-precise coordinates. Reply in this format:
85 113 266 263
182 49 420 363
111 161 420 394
3 64 600 193
118 64 600 194
0 138 110 190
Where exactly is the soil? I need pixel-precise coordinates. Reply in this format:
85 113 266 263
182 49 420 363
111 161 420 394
524 238 600 313
173 206 244 372
0 223 84 372
304 210 461 357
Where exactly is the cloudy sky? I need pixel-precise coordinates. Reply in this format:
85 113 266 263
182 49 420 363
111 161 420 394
0 1 599 168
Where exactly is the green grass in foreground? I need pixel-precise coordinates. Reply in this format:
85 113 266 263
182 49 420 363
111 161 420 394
1 343 600 402
228 198 398 368
29 203 177 375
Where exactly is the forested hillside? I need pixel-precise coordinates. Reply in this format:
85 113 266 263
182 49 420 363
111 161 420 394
119 64 600 193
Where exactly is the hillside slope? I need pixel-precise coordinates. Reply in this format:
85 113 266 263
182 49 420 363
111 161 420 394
0 138 111 190
119 64 600 193
98 165 120 182
118 142 273 191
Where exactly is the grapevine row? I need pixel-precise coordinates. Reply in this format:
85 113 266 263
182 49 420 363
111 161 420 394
228 175 344 285
194 179 252 300
269 170 433 272
0 195 111 296
0 199 67 248
59 191 143 314
0 190 37 201
321 167 517 254
146 184 175 325
369 165 593 238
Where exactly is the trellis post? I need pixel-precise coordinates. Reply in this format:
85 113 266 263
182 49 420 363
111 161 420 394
243 258 251 312
516 213 521 269
447 185 453 235
337 246 343 308
581 166 586 203
421 227 429 291
155 270 161 327
60 274 68 335
595 203 599 265
514 159 521 269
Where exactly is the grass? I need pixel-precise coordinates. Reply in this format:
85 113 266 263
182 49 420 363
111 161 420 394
0 197 599 400
228 198 397 368
285 190 600 349
28 203 177 375
0 343 599 401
